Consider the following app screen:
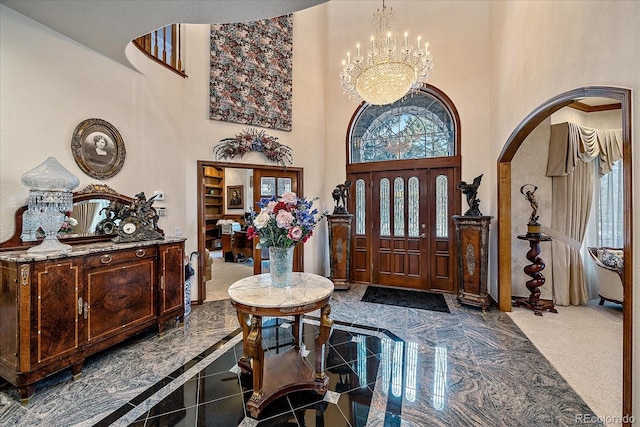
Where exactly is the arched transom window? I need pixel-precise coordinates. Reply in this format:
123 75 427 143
350 90 455 163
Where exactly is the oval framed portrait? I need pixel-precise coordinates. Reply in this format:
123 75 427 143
71 118 126 180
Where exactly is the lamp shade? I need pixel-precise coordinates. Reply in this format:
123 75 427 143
21 157 79 192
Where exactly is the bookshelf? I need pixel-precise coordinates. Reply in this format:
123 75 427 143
203 166 224 250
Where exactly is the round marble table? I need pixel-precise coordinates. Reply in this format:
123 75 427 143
228 273 334 418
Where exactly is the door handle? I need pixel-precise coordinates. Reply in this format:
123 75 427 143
420 233 426 238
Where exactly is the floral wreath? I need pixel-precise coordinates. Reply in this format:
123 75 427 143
213 128 293 167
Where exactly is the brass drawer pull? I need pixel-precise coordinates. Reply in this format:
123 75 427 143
135 249 146 258
100 254 112 264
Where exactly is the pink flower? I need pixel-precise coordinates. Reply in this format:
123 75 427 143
279 191 298 205
266 201 277 213
288 226 303 241
276 210 294 228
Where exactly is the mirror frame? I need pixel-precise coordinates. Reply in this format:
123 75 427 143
0 184 141 251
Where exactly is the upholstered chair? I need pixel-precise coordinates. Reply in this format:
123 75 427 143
587 247 624 305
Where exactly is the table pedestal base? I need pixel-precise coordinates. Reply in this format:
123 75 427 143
241 348 329 418
512 297 557 317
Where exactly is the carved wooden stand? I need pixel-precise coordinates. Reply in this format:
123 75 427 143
453 215 493 312
327 214 353 290
513 234 557 316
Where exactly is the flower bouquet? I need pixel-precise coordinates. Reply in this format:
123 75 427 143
246 191 327 287
246 191 326 248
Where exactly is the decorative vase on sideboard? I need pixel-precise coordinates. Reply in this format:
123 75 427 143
453 215 493 312
269 246 295 288
327 214 353 290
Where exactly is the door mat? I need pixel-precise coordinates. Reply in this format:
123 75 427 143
361 286 450 313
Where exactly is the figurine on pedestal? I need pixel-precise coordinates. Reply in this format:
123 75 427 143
454 174 492 311
328 181 353 290
513 184 557 316
457 174 483 216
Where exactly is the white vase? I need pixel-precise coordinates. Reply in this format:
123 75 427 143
269 246 294 288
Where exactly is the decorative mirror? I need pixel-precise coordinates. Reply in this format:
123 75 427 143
0 184 162 250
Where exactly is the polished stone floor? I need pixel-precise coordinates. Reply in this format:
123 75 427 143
0 284 600 426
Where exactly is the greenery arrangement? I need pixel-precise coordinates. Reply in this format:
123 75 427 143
246 192 327 249
213 128 293 167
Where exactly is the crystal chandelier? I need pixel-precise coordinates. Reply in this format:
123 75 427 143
339 1 434 106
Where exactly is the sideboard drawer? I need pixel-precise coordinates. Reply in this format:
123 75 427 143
85 246 158 268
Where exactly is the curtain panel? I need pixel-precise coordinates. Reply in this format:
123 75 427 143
546 122 622 306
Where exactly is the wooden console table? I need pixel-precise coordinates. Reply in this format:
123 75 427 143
228 273 334 418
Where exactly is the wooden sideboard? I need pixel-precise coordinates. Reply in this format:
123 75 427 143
0 237 185 403
0 185 185 402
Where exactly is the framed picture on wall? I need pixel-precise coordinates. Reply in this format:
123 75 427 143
71 118 126 180
227 185 244 209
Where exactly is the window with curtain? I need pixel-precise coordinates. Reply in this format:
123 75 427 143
597 158 623 247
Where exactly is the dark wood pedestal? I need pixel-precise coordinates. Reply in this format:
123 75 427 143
453 215 493 312
327 214 353 290
513 233 557 316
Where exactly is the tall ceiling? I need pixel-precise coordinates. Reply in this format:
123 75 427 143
0 0 327 68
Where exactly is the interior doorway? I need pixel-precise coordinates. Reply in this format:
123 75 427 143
496 87 633 419
196 161 303 304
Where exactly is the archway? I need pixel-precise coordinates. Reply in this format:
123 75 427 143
497 86 633 419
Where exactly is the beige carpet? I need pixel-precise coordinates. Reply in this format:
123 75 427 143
508 299 623 424
205 251 253 301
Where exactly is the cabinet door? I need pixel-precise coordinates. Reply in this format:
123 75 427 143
158 242 184 320
31 260 82 366
85 255 155 343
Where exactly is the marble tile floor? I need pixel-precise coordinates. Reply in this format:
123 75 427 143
0 284 601 426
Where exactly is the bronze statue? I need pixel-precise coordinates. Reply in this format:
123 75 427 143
457 174 483 216
520 184 539 225
332 181 352 214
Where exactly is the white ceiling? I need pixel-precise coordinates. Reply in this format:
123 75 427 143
1 0 327 68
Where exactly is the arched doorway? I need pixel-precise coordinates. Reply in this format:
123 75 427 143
497 86 633 419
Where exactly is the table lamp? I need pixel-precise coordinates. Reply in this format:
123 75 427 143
21 157 79 253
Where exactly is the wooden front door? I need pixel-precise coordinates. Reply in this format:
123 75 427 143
350 167 457 292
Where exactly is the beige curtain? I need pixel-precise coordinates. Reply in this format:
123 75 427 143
72 202 99 235
546 122 622 306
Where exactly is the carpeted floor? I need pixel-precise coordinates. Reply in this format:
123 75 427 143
361 285 450 313
206 251 253 301
508 298 623 421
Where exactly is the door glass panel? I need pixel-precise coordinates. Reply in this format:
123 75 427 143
394 177 405 236
277 178 291 196
380 178 390 236
260 177 276 197
356 179 366 235
408 177 419 237
435 174 448 238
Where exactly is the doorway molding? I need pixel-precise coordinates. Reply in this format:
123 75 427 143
496 86 633 420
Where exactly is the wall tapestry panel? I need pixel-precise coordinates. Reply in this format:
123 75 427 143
210 15 293 131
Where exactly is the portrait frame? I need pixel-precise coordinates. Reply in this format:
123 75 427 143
227 185 244 210
71 118 126 180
